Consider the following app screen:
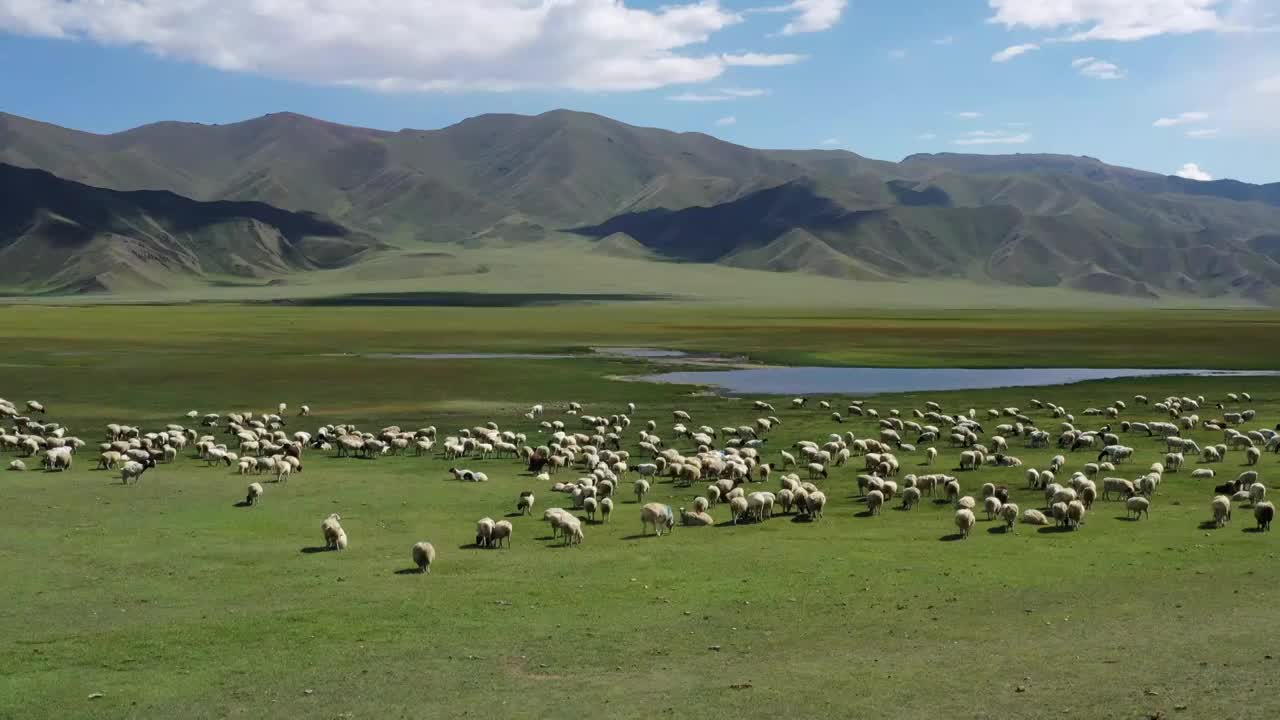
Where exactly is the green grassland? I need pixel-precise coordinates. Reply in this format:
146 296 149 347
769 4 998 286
2 306 1280 719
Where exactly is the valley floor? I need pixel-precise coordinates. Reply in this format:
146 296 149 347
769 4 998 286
2 304 1279 719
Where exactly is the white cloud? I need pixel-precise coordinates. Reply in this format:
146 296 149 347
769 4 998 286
917 132 938 140
667 87 768 101
1154 111 1210 127
888 48 907 60
0 0 804 92
988 0 1231 42
1075 58 1125 79
1185 127 1221 137
1258 74 1280 93
955 111 984 119
1175 162 1214 180
953 129 1033 145
715 115 737 126
934 35 956 45
820 137 841 145
753 0 848 35
721 52 807 67
991 43 1039 62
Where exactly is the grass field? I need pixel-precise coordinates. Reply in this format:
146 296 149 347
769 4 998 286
3 305 1280 719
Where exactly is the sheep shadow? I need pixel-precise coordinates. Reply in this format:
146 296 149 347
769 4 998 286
854 510 877 518
394 568 427 576
932 499 951 506
789 514 815 523
1115 516 1139 522
1198 520 1222 530
457 543 486 550
891 506 912 513
232 500 253 508
300 546 332 554
1036 526 1072 534
939 533 966 542
1243 527 1267 534
504 512 524 518
620 534 654 540
535 535 556 541
987 525 1012 535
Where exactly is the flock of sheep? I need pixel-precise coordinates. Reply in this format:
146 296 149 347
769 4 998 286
1 388 1275 576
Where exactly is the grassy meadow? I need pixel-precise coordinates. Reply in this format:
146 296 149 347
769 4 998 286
2 304 1280 719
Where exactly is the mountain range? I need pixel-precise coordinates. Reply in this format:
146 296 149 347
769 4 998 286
1 109 1278 301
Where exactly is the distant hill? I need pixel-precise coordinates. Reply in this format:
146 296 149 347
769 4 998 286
0 163 382 293
2 109 1279 302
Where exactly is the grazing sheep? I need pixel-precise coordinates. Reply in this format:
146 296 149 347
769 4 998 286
634 478 651 504
412 542 436 573
475 517 496 548
1249 483 1267 506
866 490 885 516
1000 503 1020 532
640 503 676 536
1255 501 1275 531
901 486 921 510
805 490 827 520
584 497 599 522
983 496 1003 521
600 497 613 523
1066 500 1087 530
490 520 513 548
246 482 264 506
1022 509 1049 526
1125 496 1150 519
1211 495 1232 528
561 516 585 546
7 460 26 472
957 495 976 511
120 458 156 484
954 508 977 538
729 496 750 524
517 491 535 515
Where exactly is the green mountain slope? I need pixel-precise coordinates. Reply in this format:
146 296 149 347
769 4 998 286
0 164 383 293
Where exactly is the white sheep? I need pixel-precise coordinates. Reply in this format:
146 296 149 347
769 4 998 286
983 496 1003 521
1211 495 1232 528
490 520 513 548
1000 503 1020 532
1255 501 1274 531
517 491 535 515
1125 495 1150 519
246 482 264 506
640 503 675 536
7 460 26 472
954 508 976 538
475 517 496 548
1022 509 1048 526
412 542 436 573
120 459 156 484
321 514 345 550
865 489 885 516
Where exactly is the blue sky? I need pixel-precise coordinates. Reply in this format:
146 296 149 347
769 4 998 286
0 1 1277 183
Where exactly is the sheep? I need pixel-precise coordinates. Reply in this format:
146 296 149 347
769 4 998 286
246 482 264 506
120 458 156 484
1211 495 1232 528
634 478 651 504
1000 503 1020 532
865 490 885 516
517 491 535 515
1066 500 1087 530
1022 509 1049 526
680 507 715 526
805 490 827 520
901 486 921 510
321 514 344 549
1125 495 1150 519
560 515 585 546
729 495 750 524
1255 501 1275 531
640 503 675 536
1246 447 1261 466
584 497 599 522
1249 483 1267 506
983 496 1003 521
476 517 496 548
600 496 613 523
1102 478 1135 501
412 542 437 573
954 508 976 538
7 460 26 472
1191 469 1216 480
490 520 513 548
